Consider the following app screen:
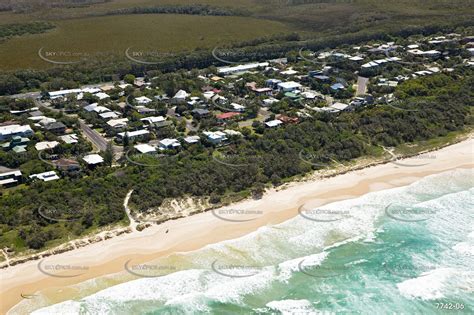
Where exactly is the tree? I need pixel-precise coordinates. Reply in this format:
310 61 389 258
123 74 136 85
104 142 114 167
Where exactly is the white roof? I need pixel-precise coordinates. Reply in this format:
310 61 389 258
0 178 19 186
82 87 101 94
263 98 279 105
135 96 152 104
159 138 181 148
203 131 227 141
29 171 59 182
349 56 364 61
218 62 269 74
277 81 302 90
0 170 22 178
203 91 215 99
134 144 156 154
107 118 129 128
280 69 298 75
0 124 33 137
94 92 110 100
230 103 246 110
38 117 57 126
118 129 150 138
35 141 59 151
173 90 189 99
265 119 283 127
223 129 242 136
141 116 165 123
118 83 131 89
184 135 200 144
83 154 104 165
99 111 119 119
49 89 82 98
331 102 349 111
84 103 98 112
59 134 79 144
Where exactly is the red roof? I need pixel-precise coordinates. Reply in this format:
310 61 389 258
216 112 240 120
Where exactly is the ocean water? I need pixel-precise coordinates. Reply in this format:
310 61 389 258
20 169 474 314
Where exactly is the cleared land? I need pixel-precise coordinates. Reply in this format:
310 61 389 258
0 14 291 70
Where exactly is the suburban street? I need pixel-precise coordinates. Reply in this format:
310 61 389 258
79 120 107 152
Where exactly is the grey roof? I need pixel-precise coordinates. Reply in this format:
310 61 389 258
45 121 66 130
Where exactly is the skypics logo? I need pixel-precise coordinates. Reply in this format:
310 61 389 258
297 258 347 278
38 47 89 65
211 208 264 223
211 148 255 168
124 260 178 278
211 260 261 278
384 203 437 222
378 142 437 168
124 149 167 168
125 47 173 65
212 46 242 65
298 150 343 168
37 260 89 278
212 44 286 65
382 261 437 278
298 205 351 223
38 204 84 223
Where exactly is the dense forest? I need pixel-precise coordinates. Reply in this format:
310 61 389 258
0 22 54 40
0 71 472 253
105 5 249 17
0 0 110 12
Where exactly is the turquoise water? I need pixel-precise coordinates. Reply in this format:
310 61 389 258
27 169 474 314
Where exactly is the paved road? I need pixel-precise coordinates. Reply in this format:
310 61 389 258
79 120 108 152
356 76 369 96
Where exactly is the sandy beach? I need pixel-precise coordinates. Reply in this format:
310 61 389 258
1 137 473 314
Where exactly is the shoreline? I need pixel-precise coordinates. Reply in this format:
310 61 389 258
1 136 473 314
1 132 468 270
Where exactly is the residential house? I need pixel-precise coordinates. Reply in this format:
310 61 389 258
107 118 129 130
159 138 181 150
171 90 189 104
44 121 67 134
59 134 79 144
217 62 269 75
29 171 60 182
0 170 22 187
1 136 29 152
230 103 246 112
83 154 104 166
277 81 302 92
135 96 152 105
0 124 34 141
141 116 165 125
192 108 210 118
117 129 150 142
216 112 241 121
202 131 227 145
265 119 283 128
35 141 59 151
134 143 157 154
54 158 81 173
184 135 200 144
